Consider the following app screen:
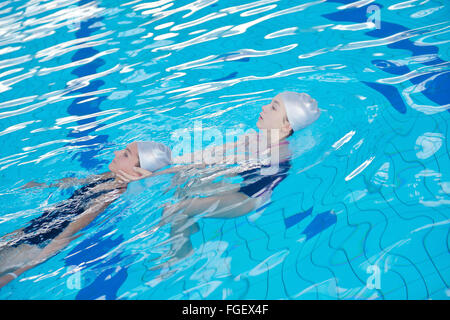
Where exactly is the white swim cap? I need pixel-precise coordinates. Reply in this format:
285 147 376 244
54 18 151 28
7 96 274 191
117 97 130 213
137 141 172 172
280 91 320 131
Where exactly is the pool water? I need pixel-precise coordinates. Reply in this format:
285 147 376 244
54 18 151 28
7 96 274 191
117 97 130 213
0 0 449 299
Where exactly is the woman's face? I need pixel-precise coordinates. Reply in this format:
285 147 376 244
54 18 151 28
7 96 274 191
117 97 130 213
256 94 292 134
109 142 140 176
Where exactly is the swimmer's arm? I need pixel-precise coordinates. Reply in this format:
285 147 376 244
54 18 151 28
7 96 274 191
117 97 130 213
21 172 109 190
116 163 206 183
168 132 257 166
171 140 241 165
49 173 105 188
151 163 206 176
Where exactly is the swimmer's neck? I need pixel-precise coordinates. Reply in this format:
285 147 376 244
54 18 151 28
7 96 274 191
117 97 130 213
105 170 139 186
104 171 125 184
256 129 288 146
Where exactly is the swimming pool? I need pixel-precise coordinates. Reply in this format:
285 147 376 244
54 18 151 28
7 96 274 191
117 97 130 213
0 0 448 299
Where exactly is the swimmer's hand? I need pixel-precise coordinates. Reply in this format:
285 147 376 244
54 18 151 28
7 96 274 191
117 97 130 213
21 181 48 189
116 167 153 183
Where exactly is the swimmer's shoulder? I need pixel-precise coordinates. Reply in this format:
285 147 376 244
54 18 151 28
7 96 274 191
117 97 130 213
83 171 122 192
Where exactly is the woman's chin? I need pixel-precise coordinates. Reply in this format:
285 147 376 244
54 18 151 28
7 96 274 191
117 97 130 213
256 121 266 130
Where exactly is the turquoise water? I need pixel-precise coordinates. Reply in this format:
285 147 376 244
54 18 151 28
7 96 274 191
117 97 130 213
0 0 449 299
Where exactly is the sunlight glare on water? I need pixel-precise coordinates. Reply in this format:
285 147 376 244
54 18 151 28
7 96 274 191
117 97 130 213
0 0 449 300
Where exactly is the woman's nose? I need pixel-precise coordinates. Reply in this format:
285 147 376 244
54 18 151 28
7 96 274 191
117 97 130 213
114 150 119 156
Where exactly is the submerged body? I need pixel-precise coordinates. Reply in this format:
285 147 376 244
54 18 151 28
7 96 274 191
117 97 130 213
116 92 320 265
151 136 293 265
0 91 320 286
238 140 291 199
0 141 171 288
0 172 125 279
12 175 118 248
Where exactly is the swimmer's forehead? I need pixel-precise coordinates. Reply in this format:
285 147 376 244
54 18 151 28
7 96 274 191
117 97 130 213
126 142 138 154
272 94 287 111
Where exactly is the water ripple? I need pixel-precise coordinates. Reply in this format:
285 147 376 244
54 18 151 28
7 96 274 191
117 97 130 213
0 0 448 300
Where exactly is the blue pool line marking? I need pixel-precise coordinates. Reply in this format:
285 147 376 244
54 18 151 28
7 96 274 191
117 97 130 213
212 71 238 82
284 207 313 229
323 1 450 114
284 207 337 241
65 0 109 170
362 81 407 114
64 226 127 300
301 210 337 241
210 52 250 82
63 0 127 300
